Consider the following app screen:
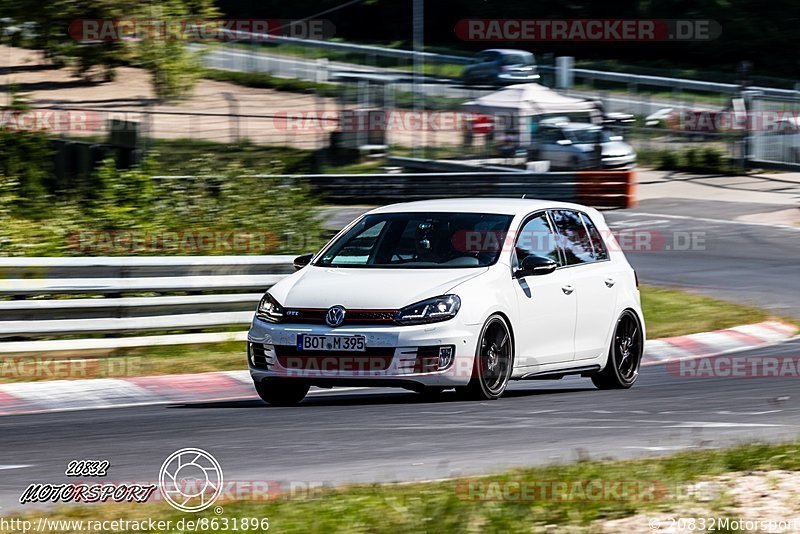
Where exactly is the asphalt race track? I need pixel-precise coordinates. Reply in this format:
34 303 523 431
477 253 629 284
0 341 799 511
0 197 797 510
606 198 800 318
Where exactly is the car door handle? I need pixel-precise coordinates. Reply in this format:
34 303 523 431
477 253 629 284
561 284 575 295
604 278 616 288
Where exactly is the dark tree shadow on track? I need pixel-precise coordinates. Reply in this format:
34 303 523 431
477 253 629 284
169 385 596 410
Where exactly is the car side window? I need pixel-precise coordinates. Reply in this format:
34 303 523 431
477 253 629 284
539 128 560 144
514 213 563 267
579 213 609 261
550 210 595 265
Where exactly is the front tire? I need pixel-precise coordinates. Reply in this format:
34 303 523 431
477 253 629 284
461 315 514 400
254 380 309 406
591 310 643 390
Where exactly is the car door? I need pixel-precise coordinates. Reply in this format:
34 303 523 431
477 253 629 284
511 211 576 367
549 209 619 361
468 52 488 80
536 127 562 168
480 51 500 81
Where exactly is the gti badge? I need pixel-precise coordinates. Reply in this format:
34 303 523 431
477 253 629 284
326 305 346 327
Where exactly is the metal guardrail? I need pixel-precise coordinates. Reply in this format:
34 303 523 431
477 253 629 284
227 32 472 65
219 34 797 98
556 66 799 98
265 168 636 207
0 256 294 348
0 162 634 346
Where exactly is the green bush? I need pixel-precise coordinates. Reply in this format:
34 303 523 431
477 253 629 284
0 128 52 214
659 150 681 170
684 148 699 170
702 147 723 171
0 152 325 257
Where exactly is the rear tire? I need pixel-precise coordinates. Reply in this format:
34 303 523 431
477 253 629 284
591 310 643 390
254 380 309 406
461 315 513 400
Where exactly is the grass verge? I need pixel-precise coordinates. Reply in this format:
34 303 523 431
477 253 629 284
640 286 777 339
0 286 790 383
5 441 800 532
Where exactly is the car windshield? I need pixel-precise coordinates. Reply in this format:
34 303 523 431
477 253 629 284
315 212 514 268
501 53 534 66
566 128 614 144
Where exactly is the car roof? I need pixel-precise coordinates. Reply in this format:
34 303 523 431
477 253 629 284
481 49 534 55
368 198 591 216
541 121 599 131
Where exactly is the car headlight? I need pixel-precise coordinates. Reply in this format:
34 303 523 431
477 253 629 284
394 295 461 325
256 293 284 323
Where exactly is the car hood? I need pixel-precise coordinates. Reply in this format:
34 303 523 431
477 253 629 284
601 140 634 156
268 266 488 309
573 140 633 154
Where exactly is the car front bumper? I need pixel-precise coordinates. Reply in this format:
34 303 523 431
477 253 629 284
602 154 637 170
247 317 479 388
497 73 541 83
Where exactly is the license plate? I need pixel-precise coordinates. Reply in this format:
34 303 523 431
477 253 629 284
297 334 366 352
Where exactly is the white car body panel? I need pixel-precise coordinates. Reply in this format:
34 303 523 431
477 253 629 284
247 198 645 390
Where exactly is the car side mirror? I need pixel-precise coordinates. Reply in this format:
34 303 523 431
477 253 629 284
556 139 572 146
293 253 314 270
514 255 557 278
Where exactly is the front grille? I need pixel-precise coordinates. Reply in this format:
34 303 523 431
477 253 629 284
274 345 395 371
282 309 397 326
249 342 276 370
414 346 440 373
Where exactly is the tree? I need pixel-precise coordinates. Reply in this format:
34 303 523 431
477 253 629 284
129 0 217 101
0 0 218 100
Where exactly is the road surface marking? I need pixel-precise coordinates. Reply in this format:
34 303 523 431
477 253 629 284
613 211 800 231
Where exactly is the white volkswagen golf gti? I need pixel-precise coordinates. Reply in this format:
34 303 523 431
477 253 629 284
248 198 644 405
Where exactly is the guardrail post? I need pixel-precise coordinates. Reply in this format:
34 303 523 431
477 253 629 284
222 92 240 143
316 58 329 84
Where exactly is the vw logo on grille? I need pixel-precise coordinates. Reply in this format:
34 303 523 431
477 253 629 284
326 305 346 327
